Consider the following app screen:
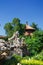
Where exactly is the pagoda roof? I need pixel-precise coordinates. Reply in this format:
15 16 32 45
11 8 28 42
25 24 35 30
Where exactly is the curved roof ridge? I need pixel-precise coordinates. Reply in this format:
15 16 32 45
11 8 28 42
26 24 35 30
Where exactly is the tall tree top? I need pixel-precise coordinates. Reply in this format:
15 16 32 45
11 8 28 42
12 18 20 26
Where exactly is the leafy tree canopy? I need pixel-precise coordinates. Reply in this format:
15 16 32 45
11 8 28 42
31 22 39 30
4 23 13 37
4 18 25 37
25 30 43 56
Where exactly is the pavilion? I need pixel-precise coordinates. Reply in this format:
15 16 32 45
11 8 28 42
24 24 35 36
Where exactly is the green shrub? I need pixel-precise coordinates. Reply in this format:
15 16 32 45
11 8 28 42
3 57 17 65
32 50 43 61
20 59 43 65
3 55 22 65
25 31 43 56
12 54 22 62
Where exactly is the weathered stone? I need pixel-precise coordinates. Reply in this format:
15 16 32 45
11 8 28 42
0 31 29 59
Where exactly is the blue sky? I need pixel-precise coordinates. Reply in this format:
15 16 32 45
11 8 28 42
0 0 43 35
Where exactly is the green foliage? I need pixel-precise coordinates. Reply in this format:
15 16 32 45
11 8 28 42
4 23 13 32
32 50 43 61
3 36 8 41
3 55 22 65
3 57 17 65
12 18 20 32
3 58 16 65
3 53 43 65
31 22 39 30
20 59 43 65
4 18 25 37
12 54 22 62
25 30 43 56
12 18 20 25
4 23 13 37
22 56 30 60
19 24 25 35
